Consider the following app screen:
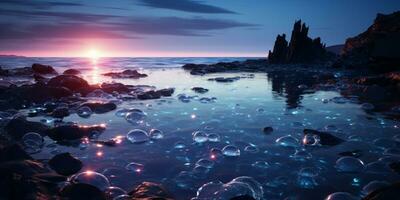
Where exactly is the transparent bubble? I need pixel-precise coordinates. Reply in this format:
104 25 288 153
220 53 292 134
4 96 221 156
302 134 321 146
324 192 359 200
71 171 110 191
115 109 130 117
194 176 263 200
126 129 149 144
22 132 44 154
222 145 240 157
175 171 195 189
298 167 319 177
291 149 312 161
335 156 365 173
196 159 214 169
149 129 164 139
125 109 146 124
193 131 208 143
105 186 127 199
193 165 210 178
361 180 389 196
174 141 186 149
244 145 259 153
207 133 221 142
252 161 270 169
125 162 144 173
276 135 299 148
77 106 92 118
297 175 318 189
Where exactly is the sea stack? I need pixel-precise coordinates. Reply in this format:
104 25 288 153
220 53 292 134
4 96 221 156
268 20 329 64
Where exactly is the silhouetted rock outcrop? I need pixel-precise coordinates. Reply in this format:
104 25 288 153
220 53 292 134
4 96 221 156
340 11 400 71
268 20 331 64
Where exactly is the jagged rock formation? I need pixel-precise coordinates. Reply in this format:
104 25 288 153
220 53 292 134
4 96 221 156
340 11 400 71
268 20 330 64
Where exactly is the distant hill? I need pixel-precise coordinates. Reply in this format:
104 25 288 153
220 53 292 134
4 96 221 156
326 44 344 55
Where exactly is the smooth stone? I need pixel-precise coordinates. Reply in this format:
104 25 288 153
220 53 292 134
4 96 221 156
80 102 116 114
192 87 209 94
47 75 89 91
46 124 105 141
63 69 81 75
262 126 273 134
5 117 49 139
60 183 106 200
32 63 57 74
48 153 82 176
128 182 173 200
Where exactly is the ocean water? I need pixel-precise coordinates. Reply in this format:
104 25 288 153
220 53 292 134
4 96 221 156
1 57 400 199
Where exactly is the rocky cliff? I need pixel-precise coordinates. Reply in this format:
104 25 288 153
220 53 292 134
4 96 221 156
340 11 400 71
268 20 330 64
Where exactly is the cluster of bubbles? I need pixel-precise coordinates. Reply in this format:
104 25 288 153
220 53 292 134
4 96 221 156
192 131 221 143
126 128 164 144
222 145 240 157
192 176 264 200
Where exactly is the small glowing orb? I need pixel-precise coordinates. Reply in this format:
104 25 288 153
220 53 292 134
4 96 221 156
96 151 103 157
191 114 196 119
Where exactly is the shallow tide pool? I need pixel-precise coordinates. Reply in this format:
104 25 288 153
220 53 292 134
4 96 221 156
17 63 400 199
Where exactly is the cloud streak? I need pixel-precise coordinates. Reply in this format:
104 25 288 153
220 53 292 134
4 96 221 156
137 0 237 14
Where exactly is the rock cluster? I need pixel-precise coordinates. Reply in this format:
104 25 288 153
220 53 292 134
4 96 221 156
339 11 400 71
103 69 148 79
268 20 331 64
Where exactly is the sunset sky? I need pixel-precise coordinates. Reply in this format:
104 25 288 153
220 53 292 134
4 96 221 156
1 0 400 57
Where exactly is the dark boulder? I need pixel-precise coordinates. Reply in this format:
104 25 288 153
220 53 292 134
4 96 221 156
0 83 72 109
63 69 81 75
33 74 48 83
137 90 161 100
32 63 57 74
101 82 130 93
51 107 70 118
192 87 209 94
47 75 89 91
303 129 344 146
46 124 106 141
157 88 175 96
5 117 50 139
0 143 32 162
128 182 173 200
80 102 116 114
103 69 148 79
341 11 400 71
48 153 82 176
0 160 52 200
60 183 106 200
208 77 240 83
137 88 174 100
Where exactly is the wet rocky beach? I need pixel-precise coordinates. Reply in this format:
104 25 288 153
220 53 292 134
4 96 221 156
0 57 399 200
